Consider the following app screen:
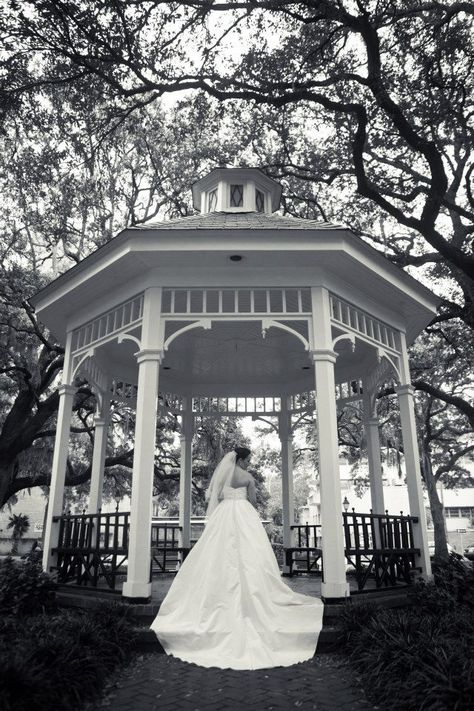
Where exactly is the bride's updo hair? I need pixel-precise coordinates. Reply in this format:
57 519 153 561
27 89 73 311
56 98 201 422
234 446 251 463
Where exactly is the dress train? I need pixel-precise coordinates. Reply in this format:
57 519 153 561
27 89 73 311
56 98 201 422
150 486 324 670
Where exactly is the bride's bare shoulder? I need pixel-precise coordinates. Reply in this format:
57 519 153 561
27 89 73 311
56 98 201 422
233 466 253 485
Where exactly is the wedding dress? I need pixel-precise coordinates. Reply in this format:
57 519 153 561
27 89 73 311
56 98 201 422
150 453 324 670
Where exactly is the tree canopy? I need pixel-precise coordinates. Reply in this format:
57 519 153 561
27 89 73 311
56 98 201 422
2 0 473 326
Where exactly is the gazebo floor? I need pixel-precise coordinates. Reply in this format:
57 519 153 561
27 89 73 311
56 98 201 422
56 572 413 621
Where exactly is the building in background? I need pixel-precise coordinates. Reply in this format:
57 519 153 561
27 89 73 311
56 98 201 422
300 458 474 552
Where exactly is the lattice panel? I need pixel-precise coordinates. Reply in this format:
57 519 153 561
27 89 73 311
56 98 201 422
192 396 282 415
161 288 312 315
329 294 399 351
72 294 144 353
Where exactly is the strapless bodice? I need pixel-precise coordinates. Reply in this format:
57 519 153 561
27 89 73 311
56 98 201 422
222 486 247 500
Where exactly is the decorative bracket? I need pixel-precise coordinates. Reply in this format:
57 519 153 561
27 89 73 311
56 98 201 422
117 332 142 351
163 319 212 351
261 318 310 350
376 348 401 382
333 332 356 352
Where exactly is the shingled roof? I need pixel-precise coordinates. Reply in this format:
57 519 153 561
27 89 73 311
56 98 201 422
129 211 343 231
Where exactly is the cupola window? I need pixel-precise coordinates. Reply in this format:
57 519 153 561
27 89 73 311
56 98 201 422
256 189 265 213
208 188 217 212
230 184 244 207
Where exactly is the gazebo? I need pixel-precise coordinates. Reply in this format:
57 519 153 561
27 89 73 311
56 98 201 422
31 167 439 602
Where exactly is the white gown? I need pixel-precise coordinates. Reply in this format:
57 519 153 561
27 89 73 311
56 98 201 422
150 485 324 670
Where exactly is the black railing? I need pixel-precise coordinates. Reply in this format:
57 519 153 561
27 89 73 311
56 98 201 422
53 511 129 589
52 513 192 588
151 522 189 573
287 512 420 590
52 510 421 593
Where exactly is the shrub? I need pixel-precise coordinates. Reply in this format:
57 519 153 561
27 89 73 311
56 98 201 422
343 601 474 710
0 602 137 711
338 598 378 646
431 556 474 606
408 577 457 615
0 556 57 615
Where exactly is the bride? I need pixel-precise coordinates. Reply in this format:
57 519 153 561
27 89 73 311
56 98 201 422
150 446 324 670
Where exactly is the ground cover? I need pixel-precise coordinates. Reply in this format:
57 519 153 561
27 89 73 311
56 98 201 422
340 559 474 711
0 556 136 711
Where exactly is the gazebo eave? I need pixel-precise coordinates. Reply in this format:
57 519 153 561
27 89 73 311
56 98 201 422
29 229 440 347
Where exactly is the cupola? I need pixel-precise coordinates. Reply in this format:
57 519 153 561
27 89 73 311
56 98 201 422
192 167 282 214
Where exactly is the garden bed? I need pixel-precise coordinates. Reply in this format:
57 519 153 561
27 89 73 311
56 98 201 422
339 558 474 711
0 556 137 711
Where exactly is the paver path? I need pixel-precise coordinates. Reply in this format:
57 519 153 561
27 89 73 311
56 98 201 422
90 652 375 711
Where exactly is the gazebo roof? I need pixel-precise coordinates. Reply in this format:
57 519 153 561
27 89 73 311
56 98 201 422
29 167 441 373
128 211 342 231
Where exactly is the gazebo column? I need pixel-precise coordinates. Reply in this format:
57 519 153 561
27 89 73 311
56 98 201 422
279 396 295 575
43 333 75 574
396 334 431 579
310 286 350 600
362 390 385 516
178 399 193 555
88 387 111 513
123 287 163 601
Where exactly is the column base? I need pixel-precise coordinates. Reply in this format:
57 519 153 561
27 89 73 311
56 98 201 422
321 581 350 600
42 550 56 575
122 580 152 601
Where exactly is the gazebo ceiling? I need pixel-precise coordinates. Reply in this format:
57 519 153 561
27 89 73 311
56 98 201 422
95 319 379 397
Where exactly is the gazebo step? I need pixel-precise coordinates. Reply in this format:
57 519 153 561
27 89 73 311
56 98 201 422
132 626 345 654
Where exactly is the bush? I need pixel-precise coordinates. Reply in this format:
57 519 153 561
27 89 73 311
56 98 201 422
346 606 474 710
341 564 474 710
338 599 378 646
0 556 57 615
431 557 474 606
0 602 137 711
408 577 457 615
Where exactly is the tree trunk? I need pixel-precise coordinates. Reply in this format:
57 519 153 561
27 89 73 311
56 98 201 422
422 449 449 563
0 461 16 509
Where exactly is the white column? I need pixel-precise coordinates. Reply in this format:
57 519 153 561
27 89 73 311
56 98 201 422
310 286 350 600
396 331 431 578
279 396 295 575
43 330 75 574
178 400 193 552
362 391 385 515
42 383 76 573
88 389 111 513
396 383 432 578
123 286 163 601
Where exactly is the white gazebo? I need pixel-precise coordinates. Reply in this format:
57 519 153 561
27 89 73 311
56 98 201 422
31 167 439 602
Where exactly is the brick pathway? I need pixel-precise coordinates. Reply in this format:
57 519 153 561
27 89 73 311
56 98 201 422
91 652 375 711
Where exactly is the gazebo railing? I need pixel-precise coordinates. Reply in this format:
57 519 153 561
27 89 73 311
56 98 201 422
287 512 420 590
52 511 129 590
52 510 420 592
52 513 194 588
151 522 189 573
285 524 323 574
